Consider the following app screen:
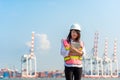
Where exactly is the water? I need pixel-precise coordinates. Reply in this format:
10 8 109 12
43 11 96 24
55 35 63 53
0 78 120 80
0 78 64 80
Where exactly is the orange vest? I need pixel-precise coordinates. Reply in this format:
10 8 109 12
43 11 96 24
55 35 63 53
63 39 84 65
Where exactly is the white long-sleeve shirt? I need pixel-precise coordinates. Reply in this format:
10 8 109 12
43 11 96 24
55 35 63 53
60 39 86 67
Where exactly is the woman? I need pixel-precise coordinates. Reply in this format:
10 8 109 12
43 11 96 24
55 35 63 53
60 24 86 80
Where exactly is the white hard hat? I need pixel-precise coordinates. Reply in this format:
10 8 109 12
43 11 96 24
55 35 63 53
70 24 81 31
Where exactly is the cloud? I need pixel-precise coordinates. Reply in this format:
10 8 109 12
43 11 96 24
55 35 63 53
35 33 50 50
25 33 50 50
26 41 31 47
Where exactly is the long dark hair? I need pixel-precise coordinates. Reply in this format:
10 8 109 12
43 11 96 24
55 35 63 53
67 29 81 43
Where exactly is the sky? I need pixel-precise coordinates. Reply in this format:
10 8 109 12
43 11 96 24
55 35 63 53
0 0 120 72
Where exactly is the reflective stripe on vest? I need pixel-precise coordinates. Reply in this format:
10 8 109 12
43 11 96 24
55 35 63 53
64 56 82 61
64 56 82 65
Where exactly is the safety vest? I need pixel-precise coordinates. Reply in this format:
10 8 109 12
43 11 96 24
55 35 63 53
63 39 84 65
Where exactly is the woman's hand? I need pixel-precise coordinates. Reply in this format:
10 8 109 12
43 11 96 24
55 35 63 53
69 45 83 56
70 45 77 53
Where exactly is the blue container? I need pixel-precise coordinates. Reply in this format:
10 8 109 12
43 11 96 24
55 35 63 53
3 72 9 78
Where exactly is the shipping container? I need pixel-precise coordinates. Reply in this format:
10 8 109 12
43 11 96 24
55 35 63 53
3 71 9 78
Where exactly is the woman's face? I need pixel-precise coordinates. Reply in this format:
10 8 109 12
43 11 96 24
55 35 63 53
71 30 78 40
